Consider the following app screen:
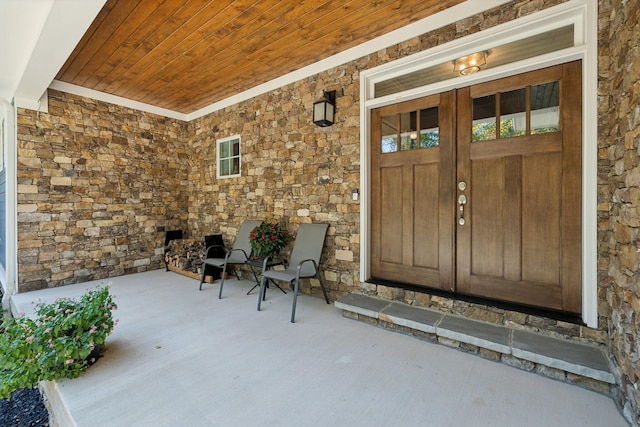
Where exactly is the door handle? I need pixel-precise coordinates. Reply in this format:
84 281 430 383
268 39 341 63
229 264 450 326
458 194 467 225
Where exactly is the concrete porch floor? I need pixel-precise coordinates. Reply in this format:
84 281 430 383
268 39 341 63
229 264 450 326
11 270 628 427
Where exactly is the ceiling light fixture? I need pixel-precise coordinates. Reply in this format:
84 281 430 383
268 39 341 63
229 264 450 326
313 90 336 127
453 52 487 75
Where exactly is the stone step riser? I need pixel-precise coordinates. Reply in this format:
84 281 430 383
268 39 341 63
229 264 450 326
336 294 616 396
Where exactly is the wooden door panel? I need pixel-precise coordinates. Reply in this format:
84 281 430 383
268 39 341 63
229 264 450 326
414 163 440 269
470 158 505 278
521 153 562 284
469 133 561 160
503 156 522 282
379 167 403 265
468 276 563 310
560 61 583 313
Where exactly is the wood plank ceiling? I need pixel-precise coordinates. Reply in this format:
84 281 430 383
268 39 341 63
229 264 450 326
56 0 464 114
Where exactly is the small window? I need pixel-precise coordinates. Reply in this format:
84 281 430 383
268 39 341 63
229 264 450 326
471 80 560 142
217 135 241 179
380 106 439 153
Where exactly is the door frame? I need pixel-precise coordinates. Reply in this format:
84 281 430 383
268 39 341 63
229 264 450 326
359 0 598 327
0 98 17 312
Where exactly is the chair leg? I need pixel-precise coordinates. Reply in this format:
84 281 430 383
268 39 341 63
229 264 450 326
317 273 330 304
257 276 267 311
291 279 300 323
218 264 229 299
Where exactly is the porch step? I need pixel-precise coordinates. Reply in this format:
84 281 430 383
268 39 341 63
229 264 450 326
335 293 616 392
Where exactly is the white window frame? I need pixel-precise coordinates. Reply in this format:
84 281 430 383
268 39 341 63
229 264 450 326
359 0 598 327
216 135 241 179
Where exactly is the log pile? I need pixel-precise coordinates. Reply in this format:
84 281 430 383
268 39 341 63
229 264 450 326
165 238 205 272
164 238 229 283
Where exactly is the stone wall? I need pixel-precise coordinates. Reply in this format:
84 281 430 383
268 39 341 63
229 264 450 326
16 90 190 291
601 0 640 422
187 72 363 298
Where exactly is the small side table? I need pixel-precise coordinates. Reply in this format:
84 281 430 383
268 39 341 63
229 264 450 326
245 255 287 298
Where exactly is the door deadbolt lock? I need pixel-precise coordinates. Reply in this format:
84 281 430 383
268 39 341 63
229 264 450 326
458 181 467 191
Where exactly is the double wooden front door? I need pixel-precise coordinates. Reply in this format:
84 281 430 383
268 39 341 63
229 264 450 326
370 62 582 314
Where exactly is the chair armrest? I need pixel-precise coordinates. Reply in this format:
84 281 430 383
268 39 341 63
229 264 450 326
295 258 318 277
224 248 250 261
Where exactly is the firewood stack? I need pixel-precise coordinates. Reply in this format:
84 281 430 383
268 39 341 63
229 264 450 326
165 238 206 274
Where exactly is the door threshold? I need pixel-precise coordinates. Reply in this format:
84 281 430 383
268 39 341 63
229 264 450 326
367 278 584 325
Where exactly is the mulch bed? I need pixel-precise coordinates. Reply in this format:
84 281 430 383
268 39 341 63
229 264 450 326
0 387 49 427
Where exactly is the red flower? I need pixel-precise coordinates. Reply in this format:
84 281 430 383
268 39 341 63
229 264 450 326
248 222 287 256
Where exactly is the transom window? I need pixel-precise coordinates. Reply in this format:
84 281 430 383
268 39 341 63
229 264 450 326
217 135 241 179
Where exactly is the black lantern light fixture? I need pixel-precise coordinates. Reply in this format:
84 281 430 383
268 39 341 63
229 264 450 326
313 90 336 127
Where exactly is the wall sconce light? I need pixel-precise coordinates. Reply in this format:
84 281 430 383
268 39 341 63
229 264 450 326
453 51 487 75
313 90 336 127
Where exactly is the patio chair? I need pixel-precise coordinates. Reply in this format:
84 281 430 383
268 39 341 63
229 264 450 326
201 234 226 281
256 223 330 323
199 220 263 297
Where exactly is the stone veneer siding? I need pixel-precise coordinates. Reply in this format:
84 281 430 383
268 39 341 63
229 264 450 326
13 0 640 423
17 91 190 291
187 76 361 298
600 0 640 422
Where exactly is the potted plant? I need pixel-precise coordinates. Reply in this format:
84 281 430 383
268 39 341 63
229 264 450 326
0 284 118 399
249 222 288 257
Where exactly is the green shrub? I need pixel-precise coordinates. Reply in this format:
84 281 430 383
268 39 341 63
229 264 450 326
0 285 117 399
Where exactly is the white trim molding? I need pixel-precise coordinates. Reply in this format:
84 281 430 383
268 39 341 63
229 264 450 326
49 81 189 121
0 97 17 311
359 0 598 328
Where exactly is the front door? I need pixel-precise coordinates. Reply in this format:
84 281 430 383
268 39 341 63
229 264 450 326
370 61 582 314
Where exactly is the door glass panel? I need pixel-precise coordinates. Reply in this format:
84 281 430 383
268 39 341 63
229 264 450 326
531 81 560 134
472 94 496 142
400 111 418 150
381 115 398 153
420 107 439 148
381 109 440 152
500 88 526 138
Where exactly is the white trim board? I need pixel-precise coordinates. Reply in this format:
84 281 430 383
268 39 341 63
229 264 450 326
0 97 18 311
359 0 598 328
